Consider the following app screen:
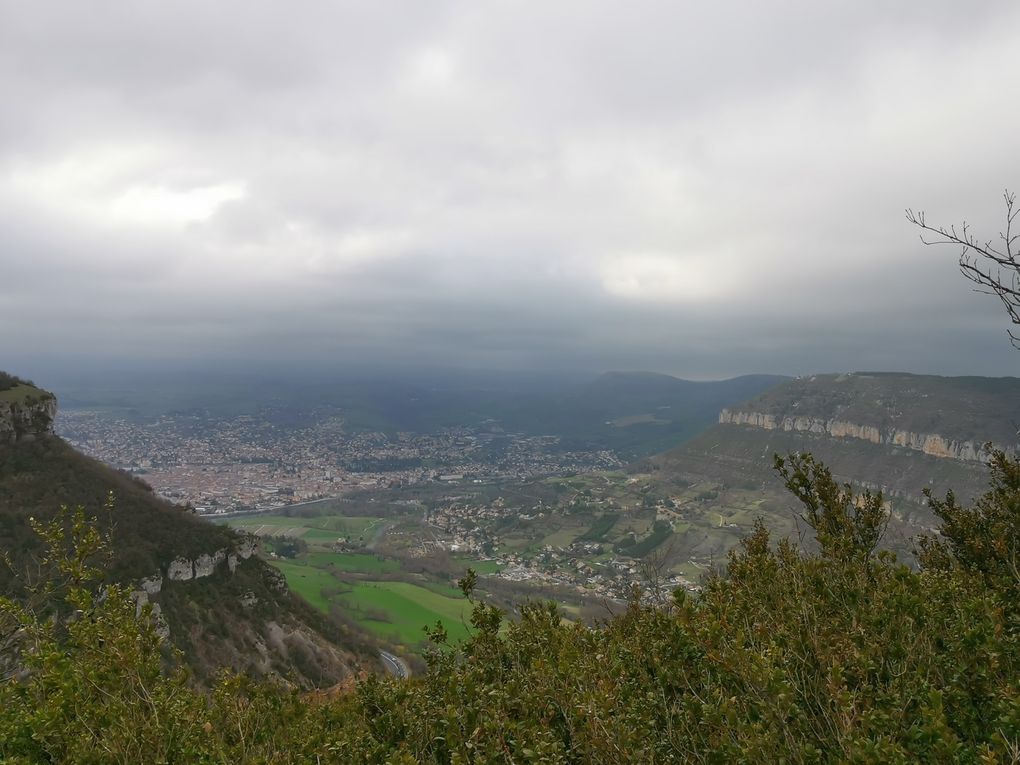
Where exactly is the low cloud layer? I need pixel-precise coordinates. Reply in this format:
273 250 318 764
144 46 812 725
3 1 1020 380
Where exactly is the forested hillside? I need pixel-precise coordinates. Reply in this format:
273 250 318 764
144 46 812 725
0 426 378 687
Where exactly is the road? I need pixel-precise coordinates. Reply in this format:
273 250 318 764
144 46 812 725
379 650 410 679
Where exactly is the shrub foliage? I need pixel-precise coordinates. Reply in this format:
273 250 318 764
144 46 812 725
4 453 1020 763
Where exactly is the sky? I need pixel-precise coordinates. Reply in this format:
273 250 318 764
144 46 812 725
3 0 1020 383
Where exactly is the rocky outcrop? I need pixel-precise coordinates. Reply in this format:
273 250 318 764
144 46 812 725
719 411 779 430
134 535 263 638
719 409 1008 463
193 549 226 578
0 391 57 444
163 536 258 583
167 557 194 581
129 590 169 639
887 430 987 461
236 533 257 560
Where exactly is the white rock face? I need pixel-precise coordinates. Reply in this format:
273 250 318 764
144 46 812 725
828 420 882 444
718 410 778 430
150 603 169 640
166 557 194 581
236 534 258 560
0 394 57 444
139 575 163 595
193 549 227 579
193 554 215 579
156 537 254 589
135 535 264 645
131 590 149 618
719 409 997 463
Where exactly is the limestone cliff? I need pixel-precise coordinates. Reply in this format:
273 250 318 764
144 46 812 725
719 408 1008 463
160 533 258 584
130 533 265 639
0 386 57 444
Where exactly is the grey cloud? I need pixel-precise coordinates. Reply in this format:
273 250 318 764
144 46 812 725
2 1 1020 382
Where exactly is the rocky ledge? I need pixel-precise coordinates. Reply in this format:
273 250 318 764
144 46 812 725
131 533 269 637
0 388 57 445
719 409 1009 463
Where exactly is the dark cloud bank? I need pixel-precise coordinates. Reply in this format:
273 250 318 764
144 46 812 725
3 1 1020 386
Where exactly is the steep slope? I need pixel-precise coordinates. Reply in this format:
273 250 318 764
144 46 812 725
653 373 1020 543
0 373 57 444
718 372 1020 460
0 378 377 687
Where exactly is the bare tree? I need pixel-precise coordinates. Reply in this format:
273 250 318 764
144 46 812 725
906 191 1020 348
638 536 677 607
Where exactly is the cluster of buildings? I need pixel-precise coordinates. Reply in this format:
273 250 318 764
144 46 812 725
57 408 620 514
425 496 698 601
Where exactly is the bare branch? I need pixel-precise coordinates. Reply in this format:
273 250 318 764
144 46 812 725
907 190 1020 349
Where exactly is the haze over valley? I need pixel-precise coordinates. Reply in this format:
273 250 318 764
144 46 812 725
5 2 1020 760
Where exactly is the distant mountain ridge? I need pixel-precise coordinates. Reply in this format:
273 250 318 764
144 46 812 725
53 369 790 460
720 372 1020 453
655 372 1020 520
521 372 789 457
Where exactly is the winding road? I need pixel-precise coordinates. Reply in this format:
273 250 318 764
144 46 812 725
379 650 410 679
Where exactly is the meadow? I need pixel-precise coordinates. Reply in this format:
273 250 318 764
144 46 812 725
222 513 384 541
219 508 491 648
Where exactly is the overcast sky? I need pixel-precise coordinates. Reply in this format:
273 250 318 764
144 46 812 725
3 1 1020 382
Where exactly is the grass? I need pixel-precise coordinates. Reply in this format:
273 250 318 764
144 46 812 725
672 521 692 535
457 558 502 575
335 581 473 644
542 527 583 548
580 512 620 541
626 527 674 558
269 560 342 612
616 517 654 538
0 385 47 403
301 528 350 541
671 560 708 579
500 534 535 551
270 552 473 647
301 551 400 573
223 514 383 541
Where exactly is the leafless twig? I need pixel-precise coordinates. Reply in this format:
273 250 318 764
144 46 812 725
907 190 1020 348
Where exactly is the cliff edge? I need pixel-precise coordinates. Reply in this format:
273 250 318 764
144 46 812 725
0 373 57 444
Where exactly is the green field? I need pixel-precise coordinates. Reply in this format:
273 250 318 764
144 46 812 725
270 559 342 612
0 384 48 403
221 507 482 647
541 526 584 548
301 551 400 573
580 512 620 541
457 558 502 575
335 581 473 644
269 551 473 647
222 514 384 541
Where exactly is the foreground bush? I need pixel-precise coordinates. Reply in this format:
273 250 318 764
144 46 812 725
3 454 1020 763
